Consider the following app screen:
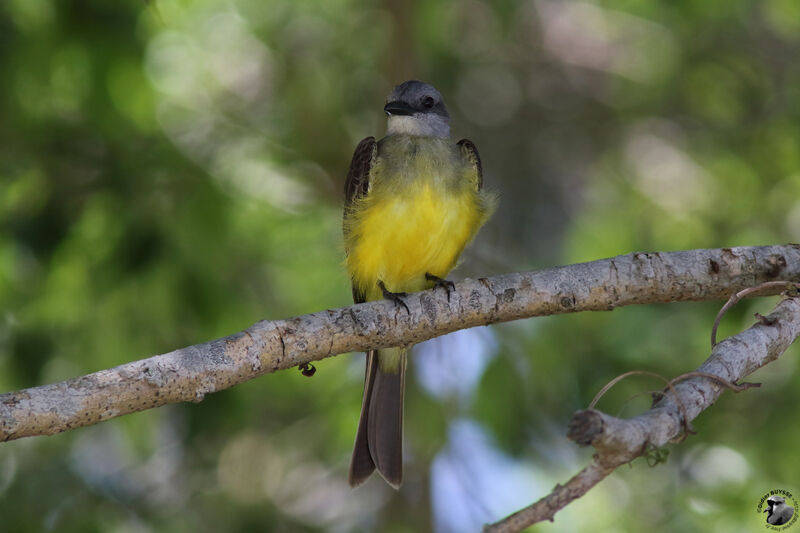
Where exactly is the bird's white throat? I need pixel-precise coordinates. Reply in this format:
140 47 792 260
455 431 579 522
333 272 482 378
387 115 450 138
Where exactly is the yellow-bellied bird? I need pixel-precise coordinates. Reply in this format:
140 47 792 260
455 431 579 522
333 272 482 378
344 80 497 488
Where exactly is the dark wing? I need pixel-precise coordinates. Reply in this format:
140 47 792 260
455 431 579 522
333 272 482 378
457 138 483 190
343 137 378 304
344 136 378 207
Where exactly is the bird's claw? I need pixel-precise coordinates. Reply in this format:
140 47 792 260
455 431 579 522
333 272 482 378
426 272 455 302
378 280 410 314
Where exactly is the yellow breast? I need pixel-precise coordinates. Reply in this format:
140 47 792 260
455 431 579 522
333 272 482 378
346 182 485 301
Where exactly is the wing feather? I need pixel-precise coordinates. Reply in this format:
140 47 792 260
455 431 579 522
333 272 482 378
457 138 483 190
344 136 377 207
343 136 377 304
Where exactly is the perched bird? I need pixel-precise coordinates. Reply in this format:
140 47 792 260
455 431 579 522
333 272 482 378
765 496 795 526
343 80 496 488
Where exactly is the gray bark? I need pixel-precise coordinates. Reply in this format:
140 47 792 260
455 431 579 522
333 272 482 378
484 281 800 532
1 244 798 443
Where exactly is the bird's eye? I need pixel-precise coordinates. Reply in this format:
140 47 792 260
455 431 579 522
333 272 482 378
422 96 435 108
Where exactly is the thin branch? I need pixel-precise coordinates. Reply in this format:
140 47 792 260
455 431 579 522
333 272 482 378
484 294 800 532
587 370 696 437
711 280 799 346
483 462 616 532
666 371 761 393
588 370 683 410
1 245 799 442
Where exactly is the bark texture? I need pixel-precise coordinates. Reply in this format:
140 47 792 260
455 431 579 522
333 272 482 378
484 294 800 533
1 244 798 442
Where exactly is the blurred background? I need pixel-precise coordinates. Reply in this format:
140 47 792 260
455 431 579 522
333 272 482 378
1 0 800 531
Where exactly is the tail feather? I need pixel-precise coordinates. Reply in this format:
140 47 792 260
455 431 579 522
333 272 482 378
349 350 377 487
349 348 406 488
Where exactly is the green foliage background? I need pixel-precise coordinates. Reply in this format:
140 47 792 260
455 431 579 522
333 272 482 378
1 0 799 531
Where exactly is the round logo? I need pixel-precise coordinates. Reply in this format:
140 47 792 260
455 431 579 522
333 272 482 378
757 489 798 530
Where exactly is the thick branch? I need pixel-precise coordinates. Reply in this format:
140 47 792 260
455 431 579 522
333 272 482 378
484 294 800 532
1 244 799 442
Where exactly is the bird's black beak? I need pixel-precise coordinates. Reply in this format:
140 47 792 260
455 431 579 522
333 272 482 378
384 101 416 116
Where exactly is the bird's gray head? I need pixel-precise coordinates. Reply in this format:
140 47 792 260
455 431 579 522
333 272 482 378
384 80 450 138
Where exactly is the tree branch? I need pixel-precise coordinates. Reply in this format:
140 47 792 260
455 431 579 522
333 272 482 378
1 244 798 442
484 290 800 533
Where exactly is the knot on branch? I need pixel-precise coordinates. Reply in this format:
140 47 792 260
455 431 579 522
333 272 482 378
567 409 604 446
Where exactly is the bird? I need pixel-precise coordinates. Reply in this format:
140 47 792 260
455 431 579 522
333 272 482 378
765 496 795 525
343 80 497 488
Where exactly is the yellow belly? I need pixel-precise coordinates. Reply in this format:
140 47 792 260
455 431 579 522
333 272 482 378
346 183 483 301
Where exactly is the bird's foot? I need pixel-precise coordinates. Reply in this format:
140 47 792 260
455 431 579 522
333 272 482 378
378 280 410 314
426 272 455 302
